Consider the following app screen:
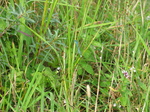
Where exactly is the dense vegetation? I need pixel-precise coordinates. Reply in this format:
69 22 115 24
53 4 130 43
0 0 149 111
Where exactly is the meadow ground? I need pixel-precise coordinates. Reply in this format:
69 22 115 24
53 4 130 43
0 0 150 112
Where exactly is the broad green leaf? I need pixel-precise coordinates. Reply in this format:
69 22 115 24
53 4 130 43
80 63 94 75
77 67 83 75
100 81 111 87
83 50 93 59
119 96 128 106
0 19 7 31
137 80 147 90
92 41 102 47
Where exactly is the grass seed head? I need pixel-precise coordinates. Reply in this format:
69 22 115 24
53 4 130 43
86 85 91 98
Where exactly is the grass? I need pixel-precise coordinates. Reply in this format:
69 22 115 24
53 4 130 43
0 0 150 112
